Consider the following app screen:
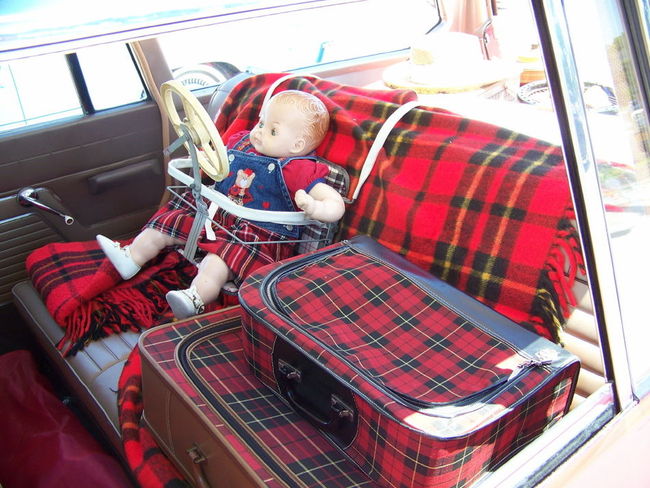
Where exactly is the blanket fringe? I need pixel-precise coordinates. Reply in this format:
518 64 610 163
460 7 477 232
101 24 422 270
530 211 585 344
57 261 195 356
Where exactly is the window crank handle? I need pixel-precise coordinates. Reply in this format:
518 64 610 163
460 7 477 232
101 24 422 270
17 187 75 225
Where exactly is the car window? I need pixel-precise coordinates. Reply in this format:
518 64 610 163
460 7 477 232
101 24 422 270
76 44 147 111
158 0 440 89
0 43 146 133
0 54 81 131
565 0 650 393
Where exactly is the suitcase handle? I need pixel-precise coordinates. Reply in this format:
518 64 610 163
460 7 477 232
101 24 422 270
278 359 355 428
187 445 212 488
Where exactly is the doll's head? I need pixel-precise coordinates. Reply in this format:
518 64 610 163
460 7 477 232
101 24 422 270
250 90 329 158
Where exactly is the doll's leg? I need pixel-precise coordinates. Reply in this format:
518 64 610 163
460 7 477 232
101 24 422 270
97 228 184 280
129 228 185 265
165 253 232 319
192 253 233 302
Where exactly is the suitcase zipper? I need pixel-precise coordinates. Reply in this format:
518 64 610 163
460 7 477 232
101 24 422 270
389 356 554 415
256 242 559 413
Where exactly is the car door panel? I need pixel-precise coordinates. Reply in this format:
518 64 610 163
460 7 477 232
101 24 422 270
0 100 166 305
0 197 61 304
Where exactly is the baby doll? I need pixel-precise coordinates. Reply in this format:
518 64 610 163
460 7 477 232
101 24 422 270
96 90 345 319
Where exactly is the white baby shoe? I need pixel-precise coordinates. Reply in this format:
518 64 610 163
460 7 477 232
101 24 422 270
96 234 141 280
166 286 205 319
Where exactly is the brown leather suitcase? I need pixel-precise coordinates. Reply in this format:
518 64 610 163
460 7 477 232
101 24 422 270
139 306 376 488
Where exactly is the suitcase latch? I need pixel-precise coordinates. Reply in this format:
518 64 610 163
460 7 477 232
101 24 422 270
331 394 354 421
187 445 207 464
278 359 302 382
187 445 211 488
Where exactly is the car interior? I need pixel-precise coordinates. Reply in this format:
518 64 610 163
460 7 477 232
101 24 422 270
0 1 621 486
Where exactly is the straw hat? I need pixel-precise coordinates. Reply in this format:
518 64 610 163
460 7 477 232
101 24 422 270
383 32 519 94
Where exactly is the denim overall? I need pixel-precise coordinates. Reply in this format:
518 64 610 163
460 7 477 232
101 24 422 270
216 134 316 238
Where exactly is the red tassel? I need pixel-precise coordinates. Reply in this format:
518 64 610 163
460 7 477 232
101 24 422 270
544 213 584 320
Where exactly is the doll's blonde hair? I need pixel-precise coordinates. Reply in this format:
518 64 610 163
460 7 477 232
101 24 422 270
269 90 330 152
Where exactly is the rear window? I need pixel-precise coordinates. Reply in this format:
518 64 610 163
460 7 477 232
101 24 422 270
158 0 440 89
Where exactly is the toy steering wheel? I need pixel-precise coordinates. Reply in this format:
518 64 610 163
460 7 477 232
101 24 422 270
161 80 229 181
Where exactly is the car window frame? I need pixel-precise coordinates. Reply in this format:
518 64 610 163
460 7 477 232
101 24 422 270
0 44 150 134
533 0 641 409
476 0 650 483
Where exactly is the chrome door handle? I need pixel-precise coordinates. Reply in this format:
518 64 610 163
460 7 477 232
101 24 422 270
17 187 75 225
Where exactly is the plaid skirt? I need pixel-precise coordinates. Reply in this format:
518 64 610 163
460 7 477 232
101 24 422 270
146 191 294 286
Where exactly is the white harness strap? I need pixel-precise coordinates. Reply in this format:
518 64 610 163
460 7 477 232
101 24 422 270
350 100 424 202
204 199 219 241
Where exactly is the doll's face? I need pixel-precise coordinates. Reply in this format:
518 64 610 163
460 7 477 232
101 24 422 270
249 98 308 158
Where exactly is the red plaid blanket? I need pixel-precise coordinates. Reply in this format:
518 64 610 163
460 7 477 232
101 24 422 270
25 240 197 355
118 346 189 488
216 73 583 341
25 239 240 355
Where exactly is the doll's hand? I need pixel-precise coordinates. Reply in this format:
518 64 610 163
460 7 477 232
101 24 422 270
295 189 318 218
295 184 345 222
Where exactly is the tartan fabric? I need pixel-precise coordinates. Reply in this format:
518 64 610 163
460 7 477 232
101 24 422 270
145 190 198 240
295 158 349 254
196 208 295 287
118 346 189 488
137 307 375 488
148 191 295 286
25 240 198 355
343 369 577 488
271 246 519 404
238 239 581 488
216 73 583 341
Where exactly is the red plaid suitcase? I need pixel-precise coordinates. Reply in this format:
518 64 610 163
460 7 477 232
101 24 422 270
238 235 580 488
139 306 376 488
